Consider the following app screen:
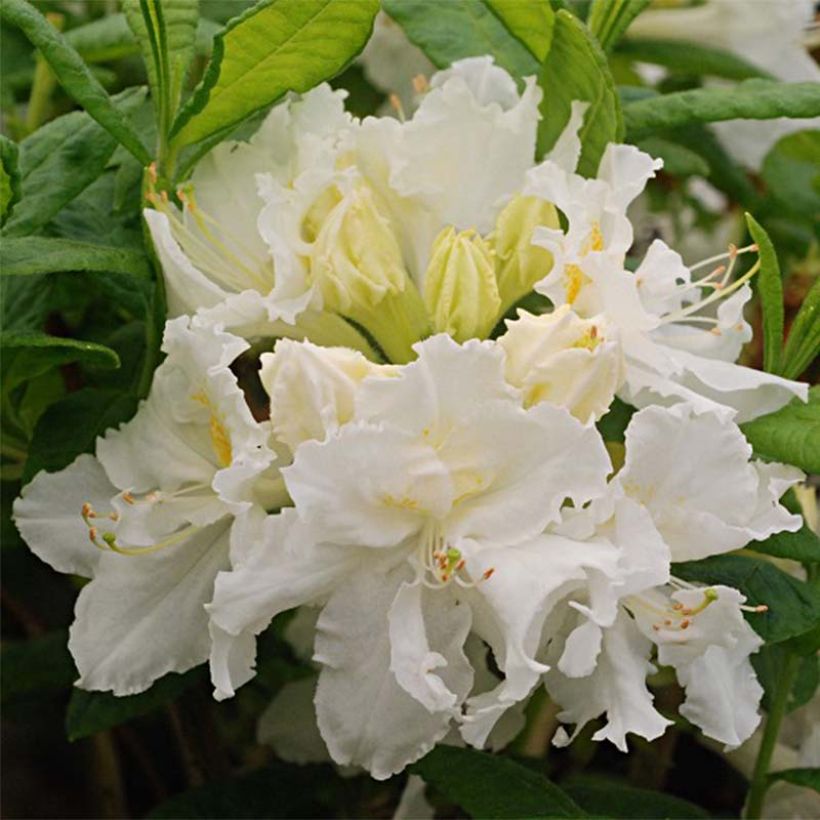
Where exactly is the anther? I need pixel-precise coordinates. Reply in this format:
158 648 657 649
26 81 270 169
482 568 495 581
389 93 406 122
412 74 428 94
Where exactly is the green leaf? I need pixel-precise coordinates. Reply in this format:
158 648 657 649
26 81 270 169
123 0 199 133
410 746 583 818
596 396 636 443
148 761 335 818
171 0 378 150
617 38 772 81
563 775 709 818
537 10 623 176
0 0 151 165
2 331 119 369
761 130 820 218
66 669 199 740
485 0 555 61
0 134 21 227
768 768 820 793
747 525 820 564
2 89 145 238
740 386 820 475
63 13 140 63
781 275 820 381
754 645 818 714
385 0 538 76
0 236 150 278
23 387 138 481
635 136 709 177
745 214 784 374
1 630 75 703
624 80 820 141
587 0 649 52
674 554 820 645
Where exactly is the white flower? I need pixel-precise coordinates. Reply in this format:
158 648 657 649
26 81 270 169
540 404 801 750
498 305 624 423
209 333 612 778
528 139 808 422
629 0 820 168
13 318 283 696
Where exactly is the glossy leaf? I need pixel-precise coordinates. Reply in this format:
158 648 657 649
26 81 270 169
746 214 784 374
587 0 649 52
741 386 820 475
1 236 150 278
617 38 772 81
2 89 145 238
0 0 150 164
485 0 555 61
171 0 378 149
537 10 623 176
674 554 820 645
624 80 820 141
411 745 583 818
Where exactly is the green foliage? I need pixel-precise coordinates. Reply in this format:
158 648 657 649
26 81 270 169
746 214 784 374
748 525 820 564
754 645 818 713
0 0 150 164
767 768 820 793
624 80 820 141
782 276 820 381
563 775 709 818
1 629 75 702
635 136 709 177
2 89 144 238
66 669 200 740
674 554 820 645
740 386 820 475
384 0 538 75
761 130 820 219
0 134 21 226
537 10 623 175
596 397 636 443
1 236 150 278
485 0 555 61
617 38 771 81
586 0 649 53
411 746 583 818
2 331 120 374
171 0 379 150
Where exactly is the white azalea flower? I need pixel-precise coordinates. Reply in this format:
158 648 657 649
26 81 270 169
528 141 808 421
209 333 612 778
13 318 284 696
629 0 820 168
541 403 801 750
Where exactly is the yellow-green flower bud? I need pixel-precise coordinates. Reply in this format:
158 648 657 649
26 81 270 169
424 226 501 342
493 194 559 315
309 183 429 363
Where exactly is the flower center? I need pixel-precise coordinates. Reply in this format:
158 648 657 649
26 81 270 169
416 522 494 590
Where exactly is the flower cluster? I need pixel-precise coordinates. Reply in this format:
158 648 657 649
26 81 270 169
14 57 808 780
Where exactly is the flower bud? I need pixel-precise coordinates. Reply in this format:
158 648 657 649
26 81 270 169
309 183 429 363
493 194 559 314
260 339 395 451
424 226 501 342
498 305 623 423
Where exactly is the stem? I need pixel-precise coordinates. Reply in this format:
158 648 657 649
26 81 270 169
745 652 801 818
24 12 63 133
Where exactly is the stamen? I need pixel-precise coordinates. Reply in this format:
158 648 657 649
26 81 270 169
389 93 406 122
412 74 429 94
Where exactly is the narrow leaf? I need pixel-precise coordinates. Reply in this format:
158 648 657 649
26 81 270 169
1 331 121 370
171 0 378 149
0 134 21 227
746 214 784 374
1 236 150 278
741 386 820 475
768 768 820 793
411 745 584 818
484 0 555 61
782 276 820 381
63 13 140 62
385 0 538 76
624 80 820 141
587 0 649 52
2 89 145 238
537 9 623 175
635 136 709 177
617 38 772 81
0 0 150 164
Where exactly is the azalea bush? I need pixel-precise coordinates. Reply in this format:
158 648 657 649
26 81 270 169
2 0 819 818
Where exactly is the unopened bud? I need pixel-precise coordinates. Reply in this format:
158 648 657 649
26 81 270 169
424 226 500 342
498 305 624 423
493 194 559 314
